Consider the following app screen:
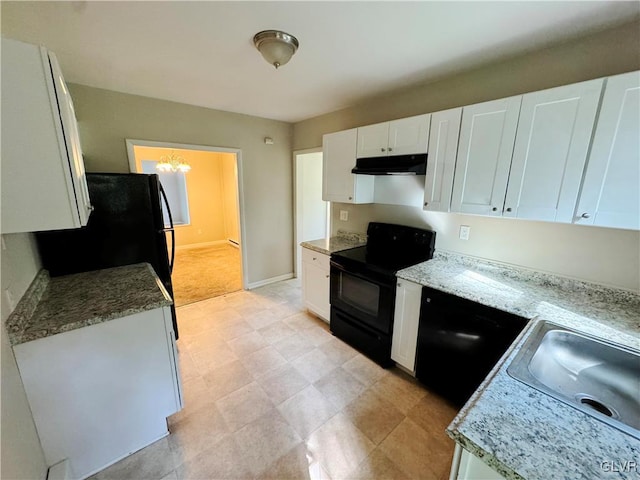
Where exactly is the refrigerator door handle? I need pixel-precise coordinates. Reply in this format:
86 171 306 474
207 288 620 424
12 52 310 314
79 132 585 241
159 183 176 274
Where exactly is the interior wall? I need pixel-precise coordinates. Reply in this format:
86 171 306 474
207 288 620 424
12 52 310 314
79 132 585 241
1 233 48 480
69 84 293 284
133 146 231 248
221 156 240 245
293 20 640 292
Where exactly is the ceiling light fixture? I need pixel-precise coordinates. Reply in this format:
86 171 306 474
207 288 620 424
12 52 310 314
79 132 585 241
253 30 299 69
156 151 191 173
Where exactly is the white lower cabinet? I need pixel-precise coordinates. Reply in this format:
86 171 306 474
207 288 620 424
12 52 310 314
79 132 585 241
391 279 422 372
452 445 506 480
13 307 182 480
301 247 331 322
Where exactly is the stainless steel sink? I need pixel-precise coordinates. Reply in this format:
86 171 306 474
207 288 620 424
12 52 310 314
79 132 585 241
507 321 640 439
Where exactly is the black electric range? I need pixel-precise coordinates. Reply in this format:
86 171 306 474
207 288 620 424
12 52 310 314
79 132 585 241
329 222 436 366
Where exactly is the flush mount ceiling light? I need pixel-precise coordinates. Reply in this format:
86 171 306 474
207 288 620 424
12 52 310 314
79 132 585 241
253 30 299 69
156 151 191 173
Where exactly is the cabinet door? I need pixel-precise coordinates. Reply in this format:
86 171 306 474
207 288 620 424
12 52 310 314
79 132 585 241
451 96 522 215
323 129 374 203
504 79 603 222
391 280 422 372
0 39 90 234
301 249 330 321
388 114 431 156
423 108 462 212
357 122 390 158
576 71 640 230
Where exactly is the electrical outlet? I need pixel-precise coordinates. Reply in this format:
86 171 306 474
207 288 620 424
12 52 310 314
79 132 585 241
459 225 471 240
340 210 349 221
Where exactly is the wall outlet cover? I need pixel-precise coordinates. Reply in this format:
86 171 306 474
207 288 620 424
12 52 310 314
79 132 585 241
459 225 471 240
340 210 349 221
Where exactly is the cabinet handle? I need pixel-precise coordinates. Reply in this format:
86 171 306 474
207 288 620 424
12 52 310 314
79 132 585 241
423 202 428 207
348 196 353 200
492 207 498 212
313 257 317 261
88 205 95 212
506 207 512 212
388 147 393 152
581 213 591 219
326 275 330 278
381 148 386 152
397 282 402 287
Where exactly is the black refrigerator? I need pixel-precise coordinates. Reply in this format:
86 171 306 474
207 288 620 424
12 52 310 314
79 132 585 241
36 173 179 338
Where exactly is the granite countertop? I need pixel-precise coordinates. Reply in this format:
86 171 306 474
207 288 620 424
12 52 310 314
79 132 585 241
6 263 172 346
397 251 640 480
301 229 367 255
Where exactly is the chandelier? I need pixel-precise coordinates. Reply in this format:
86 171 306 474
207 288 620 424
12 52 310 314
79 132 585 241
156 151 191 173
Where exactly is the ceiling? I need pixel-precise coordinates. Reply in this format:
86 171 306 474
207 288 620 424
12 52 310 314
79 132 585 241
2 2 639 123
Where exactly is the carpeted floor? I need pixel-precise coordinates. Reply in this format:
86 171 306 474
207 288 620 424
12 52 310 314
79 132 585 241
171 243 242 307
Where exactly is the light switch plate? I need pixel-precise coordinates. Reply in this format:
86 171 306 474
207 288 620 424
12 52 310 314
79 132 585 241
459 225 471 240
340 210 349 221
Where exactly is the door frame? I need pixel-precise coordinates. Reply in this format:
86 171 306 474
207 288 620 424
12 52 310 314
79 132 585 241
293 147 330 278
125 138 248 290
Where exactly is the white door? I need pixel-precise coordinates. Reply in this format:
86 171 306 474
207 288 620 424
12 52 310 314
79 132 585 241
451 96 522 216
575 71 640 230
296 151 328 277
423 108 462 212
504 79 603 222
356 122 390 158
388 114 431 156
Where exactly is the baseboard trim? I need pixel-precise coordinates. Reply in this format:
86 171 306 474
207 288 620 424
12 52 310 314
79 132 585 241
247 273 294 290
175 240 228 251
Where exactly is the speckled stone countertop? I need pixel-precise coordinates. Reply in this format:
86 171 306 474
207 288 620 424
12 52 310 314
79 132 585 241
6 263 172 346
301 229 367 255
397 251 640 480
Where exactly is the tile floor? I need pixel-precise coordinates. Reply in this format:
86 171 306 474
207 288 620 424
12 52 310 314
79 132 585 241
91 279 459 480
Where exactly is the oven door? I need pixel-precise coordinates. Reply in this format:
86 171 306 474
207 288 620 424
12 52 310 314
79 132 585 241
330 261 395 334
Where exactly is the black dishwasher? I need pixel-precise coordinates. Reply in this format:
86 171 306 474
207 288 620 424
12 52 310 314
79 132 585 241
415 287 527 406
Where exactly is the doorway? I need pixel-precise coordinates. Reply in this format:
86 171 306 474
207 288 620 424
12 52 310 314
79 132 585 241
294 148 330 277
126 139 247 306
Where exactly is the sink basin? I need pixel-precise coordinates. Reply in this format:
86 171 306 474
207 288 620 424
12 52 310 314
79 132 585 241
507 321 640 439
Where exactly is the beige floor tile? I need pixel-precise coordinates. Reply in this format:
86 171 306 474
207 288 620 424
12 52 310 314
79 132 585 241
314 366 366 409
233 302 267 318
306 412 375 479
192 295 228 314
215 381 274 432
244 308 281 329
318 337 359 365
174 435 252 479
343 389 405 445
269 302 303 320
291 348 337 383
259 320 297 344
168 377 215 424
181 328 226 355
259 442 327 480
158 470 177 480
406 392 459 440
379 418 453 480
347 448 411 480
214 318 254 341
256 365 310 405
272 331 316 361
299 324 334 346
174 345 199 383
278 385 340 439
283 311 322 331
227 330 268 356
241 345 288 378
370 370 428 414
342 354 388 387
190 343 239 374
90 437 174 480
201 360 254 400
232 409 302 476
168 402 229 465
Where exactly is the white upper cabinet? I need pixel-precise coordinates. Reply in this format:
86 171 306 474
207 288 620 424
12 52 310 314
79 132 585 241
357 114 430 158
451 96 522 216
423 108 462 212
1 38 92 234
575 71 640 230
323 129 374 203
504 79 603 223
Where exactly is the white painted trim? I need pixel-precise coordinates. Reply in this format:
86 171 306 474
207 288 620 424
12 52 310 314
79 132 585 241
174 240 228 251
246 273 294 290
125 138 249 290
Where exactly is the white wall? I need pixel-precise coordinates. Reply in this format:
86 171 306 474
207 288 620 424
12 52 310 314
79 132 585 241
1 233 48 480
331 203 640 291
